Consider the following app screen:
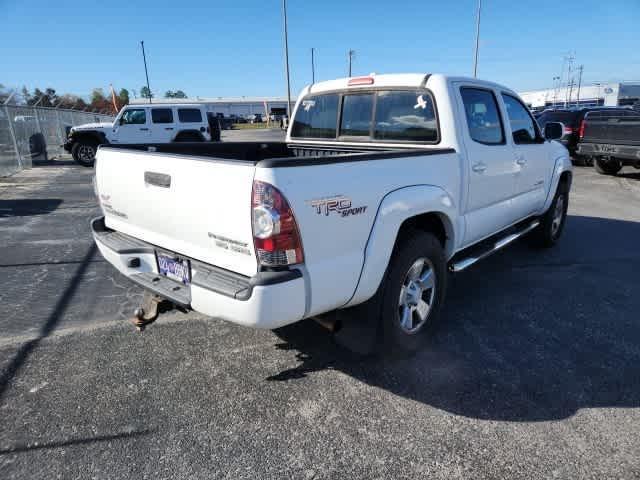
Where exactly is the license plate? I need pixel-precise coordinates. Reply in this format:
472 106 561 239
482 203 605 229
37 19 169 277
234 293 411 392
594 144 618 154
157 253 191 284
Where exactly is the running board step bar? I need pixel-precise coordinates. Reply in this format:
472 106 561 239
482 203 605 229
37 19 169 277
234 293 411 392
449 221 540 273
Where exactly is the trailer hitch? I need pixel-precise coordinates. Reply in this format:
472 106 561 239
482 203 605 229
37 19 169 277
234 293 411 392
132 291 170 331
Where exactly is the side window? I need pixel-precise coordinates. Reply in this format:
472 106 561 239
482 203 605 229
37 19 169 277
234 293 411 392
152 108 174 124
340 94 374 137
502 94 539 144
460 88 504 144
291 94 339 138
120 109 146 125
178 108 203 123
373 90 438 142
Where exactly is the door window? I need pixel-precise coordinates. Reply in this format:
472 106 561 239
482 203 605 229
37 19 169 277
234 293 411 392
120 109 146 125
502 94 540 144
152 108 174 124
460 88 504 144
340 94 374 137
178 108 203 123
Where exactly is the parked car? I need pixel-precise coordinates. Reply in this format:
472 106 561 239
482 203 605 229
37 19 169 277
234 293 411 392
63 103 214 166
535 107 632 162
577 109 640 175
246 113 263 124
92 73 570 355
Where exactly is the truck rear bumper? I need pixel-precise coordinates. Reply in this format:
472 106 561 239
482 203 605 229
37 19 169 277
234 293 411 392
91 217 307 329
578 143 640 162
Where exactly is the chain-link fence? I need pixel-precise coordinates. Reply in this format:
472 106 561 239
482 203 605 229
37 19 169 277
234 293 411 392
0 105 114 176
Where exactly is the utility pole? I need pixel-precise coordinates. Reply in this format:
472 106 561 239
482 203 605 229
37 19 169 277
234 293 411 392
473 0 482 78
348 49 355 77
140 41 152 104
564 53 574 108
282 0 292 117
311 47 316 83
576 65 584 105
553 76 560 107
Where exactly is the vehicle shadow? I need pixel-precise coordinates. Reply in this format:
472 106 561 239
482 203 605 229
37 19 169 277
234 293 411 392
0 198 63 218
268 215 640 422
617 171 640 181
0 244 97 400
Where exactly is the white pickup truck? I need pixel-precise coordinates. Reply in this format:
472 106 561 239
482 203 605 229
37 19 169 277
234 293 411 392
92 73 571 354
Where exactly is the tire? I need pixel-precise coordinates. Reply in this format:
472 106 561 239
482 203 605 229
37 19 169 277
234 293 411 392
594 157 622 175
530 181 569 248
376 231 448 356
71 140 97 167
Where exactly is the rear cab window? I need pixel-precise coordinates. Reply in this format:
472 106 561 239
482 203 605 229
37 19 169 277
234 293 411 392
340 94 374 137
291 89 439 143
178 108 203 123
291 94 339 138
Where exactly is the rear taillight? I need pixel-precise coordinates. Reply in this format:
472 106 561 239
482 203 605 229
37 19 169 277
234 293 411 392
564 126 574 135
252 180 304 266
578 120 586 139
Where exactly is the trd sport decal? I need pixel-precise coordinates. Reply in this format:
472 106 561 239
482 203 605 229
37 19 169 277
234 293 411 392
308 195 368 218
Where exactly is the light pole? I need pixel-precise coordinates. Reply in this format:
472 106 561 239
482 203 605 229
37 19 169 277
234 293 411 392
348 49 355 77
473 0 482 78
311 47 315 83
282 0 292 117
140 41 152 104
553 76 560 107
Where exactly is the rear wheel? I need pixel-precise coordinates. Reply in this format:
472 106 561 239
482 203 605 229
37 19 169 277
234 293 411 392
378 231 447 355
71 140 97 167
594 156 622 175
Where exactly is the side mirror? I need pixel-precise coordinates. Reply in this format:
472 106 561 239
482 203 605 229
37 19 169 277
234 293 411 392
118 116 125 126
544 122 564 140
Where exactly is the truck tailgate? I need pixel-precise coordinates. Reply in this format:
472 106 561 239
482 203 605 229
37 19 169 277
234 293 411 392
95 147 258 276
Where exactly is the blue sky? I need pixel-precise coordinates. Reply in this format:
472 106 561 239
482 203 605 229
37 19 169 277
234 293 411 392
1 0 638 99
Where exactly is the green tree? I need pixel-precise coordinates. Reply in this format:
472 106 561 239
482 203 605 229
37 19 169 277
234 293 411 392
118 88 130 106
43 87 57 107
165 89 187 98
31 88 45 105
21 86 31 104
140 86 153 99
91 88 106 105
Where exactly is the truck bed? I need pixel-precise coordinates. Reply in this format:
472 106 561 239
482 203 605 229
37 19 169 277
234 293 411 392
100 141 448 167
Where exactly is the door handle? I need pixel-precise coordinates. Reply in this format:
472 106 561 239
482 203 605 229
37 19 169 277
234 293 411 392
139 128 149 131
164 127 174 130
472 162 487 173
515 155 526 165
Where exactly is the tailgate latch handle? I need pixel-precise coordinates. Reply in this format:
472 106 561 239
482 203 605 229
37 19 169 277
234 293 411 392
144 171 171 188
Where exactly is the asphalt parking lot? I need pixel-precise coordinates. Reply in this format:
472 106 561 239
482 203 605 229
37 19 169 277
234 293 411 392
1 130 639 479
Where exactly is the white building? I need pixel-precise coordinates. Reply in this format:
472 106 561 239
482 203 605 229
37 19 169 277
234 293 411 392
131 96 289 117
519 82 640 112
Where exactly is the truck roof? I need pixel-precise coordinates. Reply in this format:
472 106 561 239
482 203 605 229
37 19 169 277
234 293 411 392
306 73 516 97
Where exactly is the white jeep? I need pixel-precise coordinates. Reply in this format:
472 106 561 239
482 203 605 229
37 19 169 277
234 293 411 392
64 103 213 166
